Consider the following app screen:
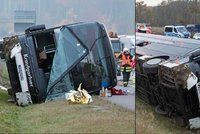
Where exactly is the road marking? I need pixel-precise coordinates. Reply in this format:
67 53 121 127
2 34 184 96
0 85 7 91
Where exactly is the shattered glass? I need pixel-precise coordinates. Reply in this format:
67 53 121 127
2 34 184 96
46 27 88 101
45 23 114 101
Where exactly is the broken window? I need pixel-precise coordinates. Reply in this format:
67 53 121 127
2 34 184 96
46 26 88 101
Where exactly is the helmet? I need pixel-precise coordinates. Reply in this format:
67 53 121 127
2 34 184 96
123 47 129 52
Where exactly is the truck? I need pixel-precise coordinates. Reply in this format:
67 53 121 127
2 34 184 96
136 33 200 129
0 22 117 106
164 25 191 38
110 37 123 58
109 32 124 76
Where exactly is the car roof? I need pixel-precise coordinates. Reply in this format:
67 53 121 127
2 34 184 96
165 25 174 27
165 25 185 28
187 24 195 27
136 33 200 60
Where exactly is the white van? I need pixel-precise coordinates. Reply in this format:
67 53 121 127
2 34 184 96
164 25 191 38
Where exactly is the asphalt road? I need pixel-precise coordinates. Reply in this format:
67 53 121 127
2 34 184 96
104 73 135 111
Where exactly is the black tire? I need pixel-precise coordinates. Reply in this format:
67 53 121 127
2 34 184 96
155 105 167 115
142 58 164 74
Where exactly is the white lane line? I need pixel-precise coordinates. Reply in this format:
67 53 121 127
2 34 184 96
0 85 7 91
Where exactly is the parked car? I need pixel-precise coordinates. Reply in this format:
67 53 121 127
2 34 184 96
0 22 117 106
193 33 200 40
136 33 200 129
136 23 152 34
164 25 191 38
186 24 200 37
137 28 152 34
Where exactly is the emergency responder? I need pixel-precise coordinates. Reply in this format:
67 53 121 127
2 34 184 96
118 47 133 87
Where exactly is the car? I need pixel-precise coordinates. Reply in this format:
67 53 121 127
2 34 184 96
136 23 152 34
193 33 200 40
137 28 152 34
186 24 200 36
0 22 117 106
164 25 191 38
136 33 200 129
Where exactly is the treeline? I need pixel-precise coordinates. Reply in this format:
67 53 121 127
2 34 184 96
136 0 200 27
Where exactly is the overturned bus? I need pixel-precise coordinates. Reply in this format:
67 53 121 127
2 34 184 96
136 33 200 129
0 22 117 106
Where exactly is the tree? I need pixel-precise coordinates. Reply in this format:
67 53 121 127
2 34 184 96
136 0 200 27
136 1 147 23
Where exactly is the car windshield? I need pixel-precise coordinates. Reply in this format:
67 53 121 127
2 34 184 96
111 41 121 53
176 26 188 33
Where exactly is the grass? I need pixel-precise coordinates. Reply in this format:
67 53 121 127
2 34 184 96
136 97 200 134
0 62 10 87
1 66 9 80
0 90 135 133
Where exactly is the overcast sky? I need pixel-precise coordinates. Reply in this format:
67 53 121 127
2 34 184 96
136 0 166 6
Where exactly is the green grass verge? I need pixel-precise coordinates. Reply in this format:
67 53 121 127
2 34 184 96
0 63 10 87
136 97 200 134
1 65 9 80
0 90 135 133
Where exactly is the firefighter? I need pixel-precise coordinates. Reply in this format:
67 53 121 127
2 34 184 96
118 47 133 87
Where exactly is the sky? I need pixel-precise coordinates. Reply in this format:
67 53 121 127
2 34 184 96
136 0 166 6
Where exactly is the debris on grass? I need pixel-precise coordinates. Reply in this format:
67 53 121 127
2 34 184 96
66 83 92 104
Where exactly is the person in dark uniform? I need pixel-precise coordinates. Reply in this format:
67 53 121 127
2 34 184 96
118 47 133 87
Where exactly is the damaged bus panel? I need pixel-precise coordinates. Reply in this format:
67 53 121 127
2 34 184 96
1 22 117 106
136 33 200 129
